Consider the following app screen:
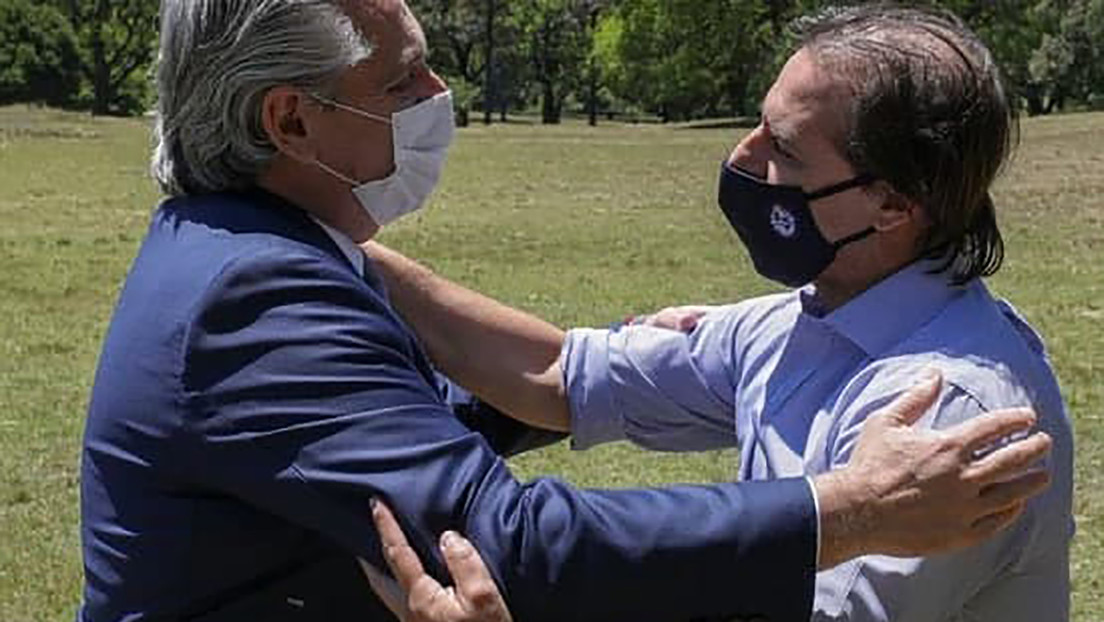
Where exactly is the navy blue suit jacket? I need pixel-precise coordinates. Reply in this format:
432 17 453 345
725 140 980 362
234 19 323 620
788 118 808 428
80 189 817 621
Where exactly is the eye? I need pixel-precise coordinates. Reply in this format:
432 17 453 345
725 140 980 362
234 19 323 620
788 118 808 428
759 115 797 162
387 62 427 96
387 72 416 95
769 133 798 162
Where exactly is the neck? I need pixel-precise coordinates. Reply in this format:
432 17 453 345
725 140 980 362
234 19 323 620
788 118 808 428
309 203 379 245
813 211 931 312
813 255 918 313
258 164 380 244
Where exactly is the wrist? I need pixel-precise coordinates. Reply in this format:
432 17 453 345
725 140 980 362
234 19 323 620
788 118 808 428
812 468 880 569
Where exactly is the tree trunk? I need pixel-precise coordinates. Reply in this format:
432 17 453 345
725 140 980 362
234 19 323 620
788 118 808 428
1024 83 1046 116
90 0 111 115
541 83 560 124
483 0 495 125
587 9 599 127
587 76 598 127
1045 85 1066 114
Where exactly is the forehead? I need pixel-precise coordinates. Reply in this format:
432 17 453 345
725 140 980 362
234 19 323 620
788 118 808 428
762 49 850 151
341 0 426 85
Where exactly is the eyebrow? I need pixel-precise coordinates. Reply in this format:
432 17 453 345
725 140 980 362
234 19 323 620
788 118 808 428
397 30 429 75
384 48 424 90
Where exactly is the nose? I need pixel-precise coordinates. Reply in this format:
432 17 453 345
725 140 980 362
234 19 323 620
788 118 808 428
728 124 769 179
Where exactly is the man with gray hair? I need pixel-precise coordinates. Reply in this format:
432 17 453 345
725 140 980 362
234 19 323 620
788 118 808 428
80 1 1052 621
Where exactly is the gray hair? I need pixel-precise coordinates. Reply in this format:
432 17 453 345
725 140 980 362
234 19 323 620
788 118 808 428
152 0 373 196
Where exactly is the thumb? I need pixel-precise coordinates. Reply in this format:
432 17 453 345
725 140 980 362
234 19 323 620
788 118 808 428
882 368 943 426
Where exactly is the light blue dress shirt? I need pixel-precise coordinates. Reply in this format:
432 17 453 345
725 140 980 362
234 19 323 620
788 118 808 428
562 260 1073 622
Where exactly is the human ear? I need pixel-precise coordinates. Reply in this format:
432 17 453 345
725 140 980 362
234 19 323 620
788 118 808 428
871 182 922 233
260 86 321 164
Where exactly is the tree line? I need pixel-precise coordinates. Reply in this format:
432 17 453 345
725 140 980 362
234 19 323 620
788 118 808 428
2 0 1102 121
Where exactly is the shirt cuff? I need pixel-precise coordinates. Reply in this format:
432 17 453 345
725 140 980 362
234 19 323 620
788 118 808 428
806 475 822 569
562 328 629 450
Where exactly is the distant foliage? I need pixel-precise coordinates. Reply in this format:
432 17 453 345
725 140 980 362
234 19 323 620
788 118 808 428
592 0 1104 120
0 0 82 107
939 0 1099 115
597 0 776 121
61 0 159 116
0 0 1100 119
514 0 596 124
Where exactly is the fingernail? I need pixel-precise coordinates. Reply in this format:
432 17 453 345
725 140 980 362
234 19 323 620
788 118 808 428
370 497 379 513
440 531 461 552
921 367 942 383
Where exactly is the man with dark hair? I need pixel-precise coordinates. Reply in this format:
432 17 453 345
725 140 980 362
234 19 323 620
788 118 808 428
79 1 1055 621
366 5 1071 622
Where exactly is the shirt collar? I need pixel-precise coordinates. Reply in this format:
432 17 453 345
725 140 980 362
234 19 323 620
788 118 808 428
310 216 366 278
800 260 964 356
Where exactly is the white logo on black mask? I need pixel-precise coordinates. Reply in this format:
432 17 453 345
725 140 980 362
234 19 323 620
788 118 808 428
770 205 798 238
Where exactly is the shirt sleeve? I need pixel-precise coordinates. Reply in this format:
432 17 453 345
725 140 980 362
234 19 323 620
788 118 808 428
813 361 1060 622
179 249 819 622
562 308 742 451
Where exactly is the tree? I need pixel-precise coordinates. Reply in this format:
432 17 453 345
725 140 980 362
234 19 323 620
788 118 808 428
934 0 1100 114
0 0 82 107
1042 0 1104 109
55 0 159 116
599 0 774 122
482 0 496 124
581 0 612 126
411 0 525 125
515 0 593 124
764 0 1104 115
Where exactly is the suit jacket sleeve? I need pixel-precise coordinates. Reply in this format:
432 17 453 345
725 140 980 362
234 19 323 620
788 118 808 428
179 247 817 622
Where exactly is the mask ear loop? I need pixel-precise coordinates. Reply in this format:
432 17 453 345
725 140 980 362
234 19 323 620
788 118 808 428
808 173 879 250
309 93 394 187
309 93 393 126
805 173 877 201
831 226 878 250
315 159 360 186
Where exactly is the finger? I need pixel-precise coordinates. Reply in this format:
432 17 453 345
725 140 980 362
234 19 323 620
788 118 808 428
970 501 1026 539
371 500 427 594
952 408 1038 454
439 531 504 611
677 307 713 331
880 368 943 426
966 432 1052 484
409 579 462 621
642 309 674 328
360 558 410 620
976 469 1051 511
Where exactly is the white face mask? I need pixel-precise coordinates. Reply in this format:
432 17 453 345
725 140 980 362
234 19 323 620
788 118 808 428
314 90 455 227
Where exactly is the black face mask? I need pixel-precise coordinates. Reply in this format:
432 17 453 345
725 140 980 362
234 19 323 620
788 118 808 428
717 162 877 287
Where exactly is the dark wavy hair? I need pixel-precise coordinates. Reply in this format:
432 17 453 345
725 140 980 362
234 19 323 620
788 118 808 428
798 4 1017 283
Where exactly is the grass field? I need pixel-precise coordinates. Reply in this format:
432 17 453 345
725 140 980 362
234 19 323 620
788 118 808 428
1 104 1102 620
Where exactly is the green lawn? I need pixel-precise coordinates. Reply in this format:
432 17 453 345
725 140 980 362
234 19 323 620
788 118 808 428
1 105 1102 620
